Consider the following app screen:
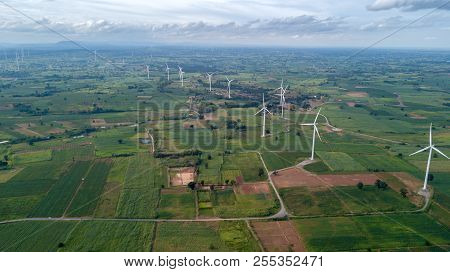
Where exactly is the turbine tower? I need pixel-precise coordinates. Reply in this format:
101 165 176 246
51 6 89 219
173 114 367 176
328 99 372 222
226 76 233 99
275 79 287 118
166 64 170 81
206 72 214 92
178 66 184 87
255 94 272 137
409 123 449 191
146 65 150 79
301 108 323 160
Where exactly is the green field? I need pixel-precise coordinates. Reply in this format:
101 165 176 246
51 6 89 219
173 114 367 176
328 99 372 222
316 152 366 172
222 152 268 182
66 159 112 216
153 221 260 251
294 214 450 251
261 151 308 171
60 221 154 251
281 185 417 216
157 189 196 219
30 161 93 217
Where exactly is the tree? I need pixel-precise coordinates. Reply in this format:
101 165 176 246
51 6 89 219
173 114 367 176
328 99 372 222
400 188 408 198
357 182 364 190
118 139 123 144
375 179 388 190
428 174 434 181
258 168 264 177
225 180 229 185
207 154 212 160
187 181 197 190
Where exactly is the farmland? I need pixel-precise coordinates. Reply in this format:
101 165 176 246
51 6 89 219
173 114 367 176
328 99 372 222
0 46 448 252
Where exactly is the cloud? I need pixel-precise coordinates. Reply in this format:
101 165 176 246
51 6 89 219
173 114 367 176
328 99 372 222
367 0 450 11
0 15 347 42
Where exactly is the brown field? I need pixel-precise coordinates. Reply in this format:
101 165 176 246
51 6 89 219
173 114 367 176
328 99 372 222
409 113 426 119
251 221 306 252
390 172 423 192
170 167 196 186
318 173 379 186
203 113 218 121
272 167 381 188
272 168 323 188
347 91 368 98
238 182 270 194
346 102 356 107
91 118 107 127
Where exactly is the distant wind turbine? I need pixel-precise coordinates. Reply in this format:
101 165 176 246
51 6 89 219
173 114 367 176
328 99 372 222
255 93 272 137
146 65 150 79
410 123 449 191
226 76 234 99
275 80 288 118
166 64 170 81
178 66 184 87
301 108 323 160
206 72 214 92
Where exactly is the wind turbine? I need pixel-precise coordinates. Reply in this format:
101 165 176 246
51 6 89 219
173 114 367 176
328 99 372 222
255 93 272 137
226 76 233 99
166 64 170 81
301 108 323 160
146 65 150 79
409 123 449 191
275 86 288 118
206 72 214 92
178 66 184 87
15 51 19 71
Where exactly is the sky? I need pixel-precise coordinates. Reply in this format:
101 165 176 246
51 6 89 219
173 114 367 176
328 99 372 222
0 0 449 48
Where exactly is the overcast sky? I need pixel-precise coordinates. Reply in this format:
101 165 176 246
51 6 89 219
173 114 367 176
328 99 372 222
1 0 449 48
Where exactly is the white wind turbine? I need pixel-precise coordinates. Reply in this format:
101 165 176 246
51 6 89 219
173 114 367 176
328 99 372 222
410 123 449 191
206 72 214 92
146 65 150 79
226 76 234 99
255 93 272 137
275 84 288 118
301 108 323 160
166 64 170 81
178 66 185 87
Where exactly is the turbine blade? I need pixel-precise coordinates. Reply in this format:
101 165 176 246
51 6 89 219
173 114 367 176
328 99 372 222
432 147 449 159
315 126 323 142
314 108 322 124
255 108 264 115
409 146 430 156
301 123 314 126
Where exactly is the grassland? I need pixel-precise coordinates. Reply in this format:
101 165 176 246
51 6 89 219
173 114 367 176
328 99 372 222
222 152 267 182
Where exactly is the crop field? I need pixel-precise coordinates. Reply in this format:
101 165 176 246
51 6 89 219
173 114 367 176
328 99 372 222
153 221 260 251
0 221 78 252
316 152 366 172
30 161 93 217
222 152 267 182
66 159 113 216
12 150 52 165
0 47 448 252
157 189 196 219
261 151 308 171
280 185 417 216
60 221 155 251
294 214 450 251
